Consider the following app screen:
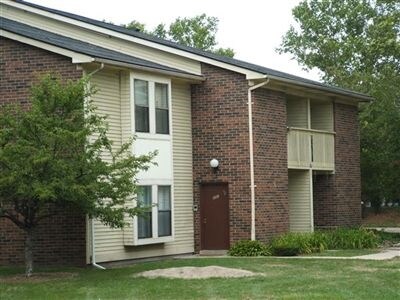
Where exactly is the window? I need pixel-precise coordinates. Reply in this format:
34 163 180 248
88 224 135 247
155 83 169 134
158 186 171 237
134 79 149 133
136 185 173 243
133 77 170 135
137 186 152 239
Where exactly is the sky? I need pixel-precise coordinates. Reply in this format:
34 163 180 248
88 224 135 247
27 0 321 81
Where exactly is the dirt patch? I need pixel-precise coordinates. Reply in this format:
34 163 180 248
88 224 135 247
135 266 260 279
0 272 78 284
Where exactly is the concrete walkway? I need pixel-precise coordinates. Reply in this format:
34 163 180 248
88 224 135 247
368 227 400 233
285 246 400 261
352 247 400 260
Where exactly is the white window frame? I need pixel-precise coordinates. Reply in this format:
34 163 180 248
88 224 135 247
133 182 175 245
130 72 172 139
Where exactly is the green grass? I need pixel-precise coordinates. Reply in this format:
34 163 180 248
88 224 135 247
303 249 381 257
1 257 400 299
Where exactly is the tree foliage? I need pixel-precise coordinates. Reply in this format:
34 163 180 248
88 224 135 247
0 75 155 275
279 0 400 210
124 14 235 57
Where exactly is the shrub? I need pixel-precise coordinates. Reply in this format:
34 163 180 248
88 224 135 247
270 233 326 256
324 228 379 249
228 240 271 256
268 228 377 256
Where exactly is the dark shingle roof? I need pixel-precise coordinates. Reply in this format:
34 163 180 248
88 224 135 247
8 1 371 100
0 17 200 77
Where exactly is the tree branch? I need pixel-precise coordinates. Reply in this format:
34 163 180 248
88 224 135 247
0 210 26 230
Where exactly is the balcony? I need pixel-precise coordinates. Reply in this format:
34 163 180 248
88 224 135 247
287 127 335 171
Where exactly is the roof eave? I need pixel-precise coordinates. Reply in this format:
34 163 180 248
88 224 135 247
264 74 373 102
93 58 205 82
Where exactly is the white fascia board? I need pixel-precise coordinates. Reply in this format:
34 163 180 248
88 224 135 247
94 58 205 82
3 0 264 78
1 30 94 63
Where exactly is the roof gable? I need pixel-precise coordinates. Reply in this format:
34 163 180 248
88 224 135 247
4 0 372 101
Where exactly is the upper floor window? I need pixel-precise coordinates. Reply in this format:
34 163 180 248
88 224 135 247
155 83 169 134
133 77 170 135
134 79 149 133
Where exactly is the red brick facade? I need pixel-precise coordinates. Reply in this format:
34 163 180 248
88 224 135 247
191 64 290 250
192 64 361 250
253 88 289 240
0 37 86 266
313 103 361 228
191 64 251 251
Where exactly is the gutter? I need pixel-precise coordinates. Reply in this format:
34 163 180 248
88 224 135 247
264 74 372 102
247 79 270 241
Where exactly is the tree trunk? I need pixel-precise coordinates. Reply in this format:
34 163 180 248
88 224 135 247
25 230 34 277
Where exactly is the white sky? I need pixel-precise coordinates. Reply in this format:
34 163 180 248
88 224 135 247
27 0 321 81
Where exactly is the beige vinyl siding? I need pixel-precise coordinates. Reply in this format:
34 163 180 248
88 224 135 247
288 170 313 232
170 81 194 248
287 98 308 128
2 4 201 75
310 101 333 132
88 68 194 262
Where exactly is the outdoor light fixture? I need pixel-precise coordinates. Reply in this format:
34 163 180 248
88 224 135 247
210 158 219 169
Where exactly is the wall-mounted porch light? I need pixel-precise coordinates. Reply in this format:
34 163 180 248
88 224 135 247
209 158 219 171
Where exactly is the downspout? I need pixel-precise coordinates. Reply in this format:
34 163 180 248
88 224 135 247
248 79 270 241
85 62 106 270
87 62 104 77
91 218 106 270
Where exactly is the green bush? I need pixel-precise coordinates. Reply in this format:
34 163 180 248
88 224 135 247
270 233 326 256
228 240 271 256
324 228 379 249
269 228 378 256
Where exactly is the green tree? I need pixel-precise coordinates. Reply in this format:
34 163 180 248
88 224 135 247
0 75 155 276
279 0 400 211
125 14 235 57
124 20 146 32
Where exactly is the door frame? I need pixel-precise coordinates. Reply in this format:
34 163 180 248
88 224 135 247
199 182 230 250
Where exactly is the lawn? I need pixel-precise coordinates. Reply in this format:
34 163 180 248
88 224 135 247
1 257 399 300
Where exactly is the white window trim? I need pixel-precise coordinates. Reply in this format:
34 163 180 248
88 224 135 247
133 183 175 245
130 72 172 139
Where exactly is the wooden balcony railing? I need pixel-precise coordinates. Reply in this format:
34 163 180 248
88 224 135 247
287 127 335 170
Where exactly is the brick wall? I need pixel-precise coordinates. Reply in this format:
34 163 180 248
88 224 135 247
313 174 336 227
334 103 361 226
191 63 251 251
253 88 289 241
313 102 361 228
191 64 291 250
0 37 86 266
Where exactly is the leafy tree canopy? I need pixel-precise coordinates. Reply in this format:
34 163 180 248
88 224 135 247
279 0 400 210
123 14 235 58
0 75 155 275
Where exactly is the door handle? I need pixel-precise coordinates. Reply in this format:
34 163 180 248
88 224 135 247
203 217 207 224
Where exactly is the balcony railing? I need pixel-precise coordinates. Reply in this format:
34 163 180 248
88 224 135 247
287 127 335 170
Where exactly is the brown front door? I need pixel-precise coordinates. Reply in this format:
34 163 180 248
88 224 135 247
200 183 229 250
